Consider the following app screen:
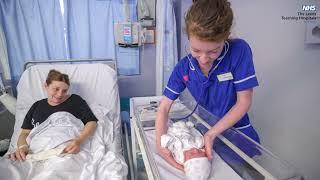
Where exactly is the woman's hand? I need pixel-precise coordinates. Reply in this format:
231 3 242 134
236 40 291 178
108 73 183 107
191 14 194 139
8 146 29 161
64 139 81 154
10 129 31 161
156 145 184 171
204 132 216 160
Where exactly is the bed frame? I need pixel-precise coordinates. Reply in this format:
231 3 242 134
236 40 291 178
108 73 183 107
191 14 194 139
23 58 116 70
128 96 304 180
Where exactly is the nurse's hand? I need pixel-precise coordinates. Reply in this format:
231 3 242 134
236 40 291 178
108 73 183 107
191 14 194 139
204 132 216 160
157 145 184 171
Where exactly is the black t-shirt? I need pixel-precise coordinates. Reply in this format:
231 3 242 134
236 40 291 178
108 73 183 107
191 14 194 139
21 94 98 129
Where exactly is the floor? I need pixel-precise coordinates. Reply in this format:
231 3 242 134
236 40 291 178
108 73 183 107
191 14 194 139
0 110 15 140
0 110 14 157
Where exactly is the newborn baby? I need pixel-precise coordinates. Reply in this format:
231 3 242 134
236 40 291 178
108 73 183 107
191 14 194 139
161 121 211 180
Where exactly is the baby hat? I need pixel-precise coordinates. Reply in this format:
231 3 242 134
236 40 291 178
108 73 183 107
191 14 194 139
184 157 211 180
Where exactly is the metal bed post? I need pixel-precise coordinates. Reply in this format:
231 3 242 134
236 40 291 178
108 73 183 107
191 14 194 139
24 58 115 70
130 99 138 180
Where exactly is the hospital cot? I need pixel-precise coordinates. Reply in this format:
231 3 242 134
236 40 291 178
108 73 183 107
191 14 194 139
128 96 304 180
1 59 128 180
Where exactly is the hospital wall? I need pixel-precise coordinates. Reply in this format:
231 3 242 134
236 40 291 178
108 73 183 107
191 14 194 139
228 1 319 179
177 0 320 179
118 44 156 97
118 0 182 98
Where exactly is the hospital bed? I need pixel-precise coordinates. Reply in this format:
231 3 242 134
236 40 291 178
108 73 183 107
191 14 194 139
1 59 128 180
129 96 304 180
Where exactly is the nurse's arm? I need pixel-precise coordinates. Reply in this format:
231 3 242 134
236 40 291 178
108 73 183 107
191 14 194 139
207 89 253 136
204 89 253 158
155 96 184 170
155 96 173 148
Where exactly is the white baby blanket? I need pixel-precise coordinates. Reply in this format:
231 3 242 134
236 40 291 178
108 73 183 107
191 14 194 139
161 121 204 164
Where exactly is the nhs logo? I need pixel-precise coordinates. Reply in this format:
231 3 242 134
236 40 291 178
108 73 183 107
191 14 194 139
302 5 316 11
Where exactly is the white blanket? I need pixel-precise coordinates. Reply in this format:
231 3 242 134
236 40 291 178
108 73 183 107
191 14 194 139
161 121 204 164
146 130 242 180
0 111 128 180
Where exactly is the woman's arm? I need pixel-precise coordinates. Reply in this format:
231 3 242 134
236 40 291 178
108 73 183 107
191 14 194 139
204 89 253 159
155 96 184 170
17 129 31 148
64 121 97 154
9 129 31 161
76 121 97 143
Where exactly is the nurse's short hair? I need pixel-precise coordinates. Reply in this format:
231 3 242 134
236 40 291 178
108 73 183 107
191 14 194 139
185 0 233 42
46 69 70 86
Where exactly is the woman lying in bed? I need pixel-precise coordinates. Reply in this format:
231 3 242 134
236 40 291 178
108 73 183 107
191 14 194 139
8 69 98 161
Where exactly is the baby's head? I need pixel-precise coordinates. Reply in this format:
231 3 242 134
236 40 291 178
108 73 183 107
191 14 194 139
184 148 211 180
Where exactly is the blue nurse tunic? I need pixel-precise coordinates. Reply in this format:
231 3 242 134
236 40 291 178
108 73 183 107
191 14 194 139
163 38 261 162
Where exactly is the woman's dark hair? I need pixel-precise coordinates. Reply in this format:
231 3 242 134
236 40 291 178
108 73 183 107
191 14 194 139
46 69 70 86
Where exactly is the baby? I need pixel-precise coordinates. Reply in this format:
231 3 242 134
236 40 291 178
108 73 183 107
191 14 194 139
161 121 211 180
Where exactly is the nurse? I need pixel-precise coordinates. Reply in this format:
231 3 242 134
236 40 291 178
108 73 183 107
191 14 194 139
155 0 260 170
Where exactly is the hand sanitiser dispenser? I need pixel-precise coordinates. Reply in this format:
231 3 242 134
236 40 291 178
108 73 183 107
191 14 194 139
114 22 142 47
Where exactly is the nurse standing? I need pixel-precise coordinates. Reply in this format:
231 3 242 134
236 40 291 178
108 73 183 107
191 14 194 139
155 0 260 170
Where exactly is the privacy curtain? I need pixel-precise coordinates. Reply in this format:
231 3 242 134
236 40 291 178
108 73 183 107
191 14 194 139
0 0 66 86
0 24 10 81
64 0 115 59
0 0 116 86
155 0 178 95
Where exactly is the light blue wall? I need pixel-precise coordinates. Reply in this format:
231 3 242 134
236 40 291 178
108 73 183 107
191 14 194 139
229 1 320 179
118 44 156 97
118 0 182 98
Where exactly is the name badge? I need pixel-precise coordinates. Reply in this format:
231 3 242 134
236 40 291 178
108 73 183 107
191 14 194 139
217 72 233 82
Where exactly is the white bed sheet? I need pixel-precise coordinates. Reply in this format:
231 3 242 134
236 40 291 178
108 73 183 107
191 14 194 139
1 108 128 180
145 130 242 180
8 63 122 154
